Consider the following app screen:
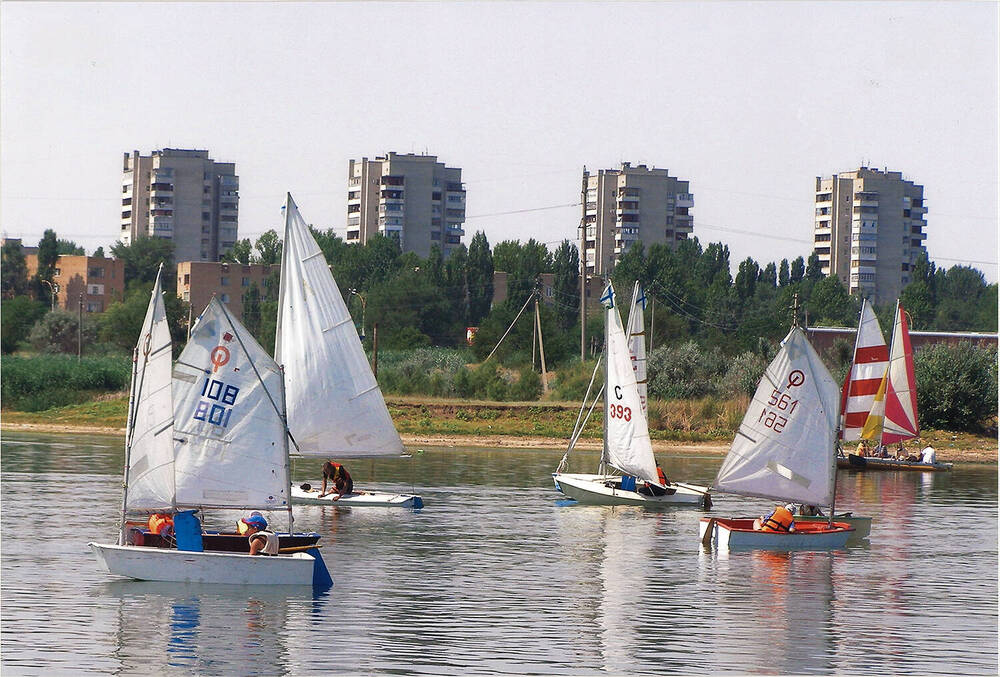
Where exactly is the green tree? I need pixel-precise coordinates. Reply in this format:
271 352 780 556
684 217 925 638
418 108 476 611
32 229 60 304
760 262 777 288
29 309 98 354
1 240 30 297
254 230 282 266
444 244 469 332
805 252 823 281
551 239 580 331
466 231 494 325
223 238 253 265
734 257 759 301
778 259 790 287
1 296 46 353
110 237 175 289
789 256 805 284
98 283 189 355
808 275 855 326
242 282 262 338
56 239 84 255
92 246 105 258
900 280 936 329
915 343 997 432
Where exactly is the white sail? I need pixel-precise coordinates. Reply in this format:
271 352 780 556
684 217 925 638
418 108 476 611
172 298 290 510
841 298 888 442
714 327 840 507
124 265 176 510
605 287 659 484
624 281 648 418
276 194 404 457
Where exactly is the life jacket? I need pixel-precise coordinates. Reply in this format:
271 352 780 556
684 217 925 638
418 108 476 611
656 466 668 485
249 530 280 556
148 513 173 536
760 506 795 532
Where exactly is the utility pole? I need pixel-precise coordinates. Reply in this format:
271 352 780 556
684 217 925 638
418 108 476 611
77 293 83 360
649 297 655 353
791 293 800 328
580 167 588 362
534 296 548 393
372 323 379 377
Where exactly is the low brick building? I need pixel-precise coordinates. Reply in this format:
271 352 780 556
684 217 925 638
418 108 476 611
806 326 997 352
177 261 278 319
25 254 125 313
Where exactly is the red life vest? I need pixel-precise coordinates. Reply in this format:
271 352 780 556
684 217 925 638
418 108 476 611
760 506 795 532
656 466 668 485
148 513 173 536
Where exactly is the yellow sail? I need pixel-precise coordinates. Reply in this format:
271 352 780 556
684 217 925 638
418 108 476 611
859 370 888 441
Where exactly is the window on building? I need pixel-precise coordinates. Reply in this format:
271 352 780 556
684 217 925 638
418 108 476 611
89 267 105 278
220 293 230 303
242 277 250 287
183 273 191 285
431 231 441 240
220 277 229 286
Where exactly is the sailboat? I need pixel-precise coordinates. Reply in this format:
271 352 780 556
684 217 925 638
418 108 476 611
843 300 951 472
90 269 330 585
553 282 711 506
277 194 423 508
699 324 855 549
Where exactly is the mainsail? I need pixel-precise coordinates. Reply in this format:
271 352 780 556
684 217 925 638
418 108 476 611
714 328 840 507
840 299 889 442
172 298 290 510
123 265 176 510
604 283 658 484
624 281 648 418
861 301 919 444
276 194 404 457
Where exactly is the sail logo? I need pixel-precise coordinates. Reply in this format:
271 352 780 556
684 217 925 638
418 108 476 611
193 377 240 428
757 383 802 434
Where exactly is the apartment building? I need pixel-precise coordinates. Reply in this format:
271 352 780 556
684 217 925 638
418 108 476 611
121 149 239 263
581 163 694 277
177 261 277 320
813 167 927 304
25 254 125 313
347 153 466 259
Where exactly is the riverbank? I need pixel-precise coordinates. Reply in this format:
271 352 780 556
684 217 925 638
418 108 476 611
2 393 995 463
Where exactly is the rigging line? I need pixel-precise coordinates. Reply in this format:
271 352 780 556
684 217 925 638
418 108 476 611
645 285 740 332
466 202 581 219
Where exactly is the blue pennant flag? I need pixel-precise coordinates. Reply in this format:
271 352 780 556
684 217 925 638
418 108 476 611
600 284 615 309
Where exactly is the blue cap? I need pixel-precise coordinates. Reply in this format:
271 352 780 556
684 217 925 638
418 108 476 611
241 514 268 529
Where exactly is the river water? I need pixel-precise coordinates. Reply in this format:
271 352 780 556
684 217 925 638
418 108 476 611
1 430 996 675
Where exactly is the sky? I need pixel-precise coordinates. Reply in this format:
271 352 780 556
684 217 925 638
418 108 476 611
2 2 997 282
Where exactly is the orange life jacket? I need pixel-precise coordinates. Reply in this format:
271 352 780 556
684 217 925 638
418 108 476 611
148 513 174 536
656 466 668 485
760 506 794 532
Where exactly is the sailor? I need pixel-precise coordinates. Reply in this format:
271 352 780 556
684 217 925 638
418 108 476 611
242 514 279 556
320 461 354 500
148 513 174 538
921 445 937 464
754 504 797 532
798 504 824 517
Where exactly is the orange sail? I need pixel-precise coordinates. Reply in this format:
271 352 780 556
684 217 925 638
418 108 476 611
861 301 919 444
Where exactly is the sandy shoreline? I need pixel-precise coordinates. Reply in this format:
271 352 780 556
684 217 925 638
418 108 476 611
2 422 995 463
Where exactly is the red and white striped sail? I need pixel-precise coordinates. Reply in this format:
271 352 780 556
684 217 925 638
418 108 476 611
861 301 919 444
840 299 889 441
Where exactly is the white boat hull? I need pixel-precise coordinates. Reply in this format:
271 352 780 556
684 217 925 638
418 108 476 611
291 485 423 508
699 518 854 550
89 543 316 585
553 473 708 506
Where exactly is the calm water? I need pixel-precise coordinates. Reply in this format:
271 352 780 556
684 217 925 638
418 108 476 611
1 431 997 675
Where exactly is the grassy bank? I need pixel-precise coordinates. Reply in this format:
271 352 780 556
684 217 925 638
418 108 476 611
2 392 996 461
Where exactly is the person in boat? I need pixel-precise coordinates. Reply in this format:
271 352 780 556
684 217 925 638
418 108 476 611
855 440 870 457
753 504 797 532
638 465 674 497
319 461 354 500
921 445 937 464
236 510 264 535
241 514 279 556
798 504 824 517
148 513 174 538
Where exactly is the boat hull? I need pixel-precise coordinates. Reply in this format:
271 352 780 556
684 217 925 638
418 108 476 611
553 473 708 506
90 543 316 585
699 518 854 550
291 485 423 508
732 514 871 541
839 454 953 472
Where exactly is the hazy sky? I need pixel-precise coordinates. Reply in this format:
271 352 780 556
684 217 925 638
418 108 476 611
2 2 997 281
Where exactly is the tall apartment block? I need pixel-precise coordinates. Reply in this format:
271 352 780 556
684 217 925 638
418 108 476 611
581 163 693 276
347 153 466 258
120 148 239 263
813 167 927 304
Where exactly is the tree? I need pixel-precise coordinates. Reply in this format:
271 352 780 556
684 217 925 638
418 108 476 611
551 239 580 331
1 296 46 353
98 282 189 355
29 309 98 354
789 256 805 284
242 282 262 338
734 257 759 300
32 229 60 304
760 262 777 288
444 244 469 333
808 275 855 326
805 252 823 281
1 239 29 297
778 258 790 287
93 246 105 258
915 343 997 432
224 238 253 265
110 237 175 289
466 231 494 325
254 230 282 266
56 239 84 255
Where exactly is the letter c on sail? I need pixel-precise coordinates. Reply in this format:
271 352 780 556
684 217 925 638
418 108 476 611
614 385 622 400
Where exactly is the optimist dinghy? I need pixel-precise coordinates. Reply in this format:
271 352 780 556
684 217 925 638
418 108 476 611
700 318 854 550
277 195 423 508
552 282 710 507
89 270 330 587
291 484 423 508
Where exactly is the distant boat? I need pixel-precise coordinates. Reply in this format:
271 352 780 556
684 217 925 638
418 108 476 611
277 194 423 508
90 267 329 586
700 324 854 550
553 282 711 507
841 300 948 472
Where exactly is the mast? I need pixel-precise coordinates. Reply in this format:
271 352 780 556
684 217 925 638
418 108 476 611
280 365 294 533
118 343 141 545
878 301 899 448
600 281 610 474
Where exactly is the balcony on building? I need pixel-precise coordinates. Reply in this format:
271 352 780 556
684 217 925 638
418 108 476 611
219 175 239 190
380 189 404 200
675 193 694 208
149 183 174 198
446 182 466 193
815 192 832 204
381 175 404 187
854 191 879 207
616 203 639 216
